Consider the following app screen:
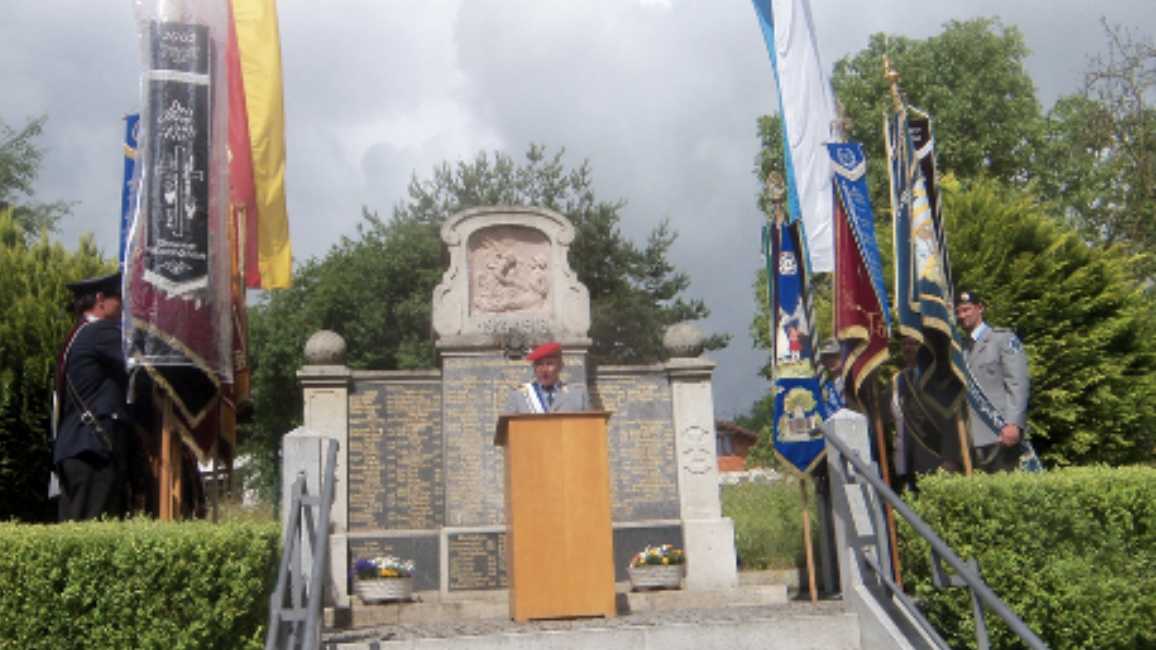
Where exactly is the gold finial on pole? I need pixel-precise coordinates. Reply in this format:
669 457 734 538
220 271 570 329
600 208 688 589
883 55 904 113
766 171 786 224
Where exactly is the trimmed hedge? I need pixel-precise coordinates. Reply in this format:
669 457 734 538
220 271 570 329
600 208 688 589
898 466 1156 650
0 518 280 650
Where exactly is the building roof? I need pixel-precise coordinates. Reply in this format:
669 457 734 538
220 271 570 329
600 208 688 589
715 419 760 442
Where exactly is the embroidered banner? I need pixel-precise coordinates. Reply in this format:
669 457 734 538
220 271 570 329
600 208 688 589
767 221 828 476
829 142 890 401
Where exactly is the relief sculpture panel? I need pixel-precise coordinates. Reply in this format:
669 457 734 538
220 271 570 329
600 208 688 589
469 226 552 317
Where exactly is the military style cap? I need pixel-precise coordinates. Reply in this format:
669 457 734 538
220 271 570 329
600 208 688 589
526 341 562 361
819 338 841 356
956 290 983 307
67 271 122 298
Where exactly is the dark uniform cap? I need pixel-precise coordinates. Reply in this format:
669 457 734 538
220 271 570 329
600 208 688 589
819 338 841 356
956 290 982 307
66 271 122 298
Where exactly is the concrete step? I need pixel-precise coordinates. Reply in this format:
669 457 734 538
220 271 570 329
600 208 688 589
326 602 858 650
331 581 790 630
324 578 858 650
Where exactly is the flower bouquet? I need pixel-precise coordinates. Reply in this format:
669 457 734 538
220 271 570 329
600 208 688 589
627 544 685 590
351 556 415 603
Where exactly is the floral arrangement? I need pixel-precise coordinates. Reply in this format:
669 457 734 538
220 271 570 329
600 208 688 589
351 556 415 582
629 544 685 568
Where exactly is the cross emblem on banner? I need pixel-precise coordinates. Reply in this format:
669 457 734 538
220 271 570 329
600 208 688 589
159 145 203 238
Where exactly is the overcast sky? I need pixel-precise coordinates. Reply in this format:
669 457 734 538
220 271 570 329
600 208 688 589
1 0 1148 418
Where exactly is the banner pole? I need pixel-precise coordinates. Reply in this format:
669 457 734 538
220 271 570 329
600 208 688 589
799 477 818 603
868 379 903 590
957 414 974 477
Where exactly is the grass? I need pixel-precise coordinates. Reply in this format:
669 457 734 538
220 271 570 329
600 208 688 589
721 477 820 571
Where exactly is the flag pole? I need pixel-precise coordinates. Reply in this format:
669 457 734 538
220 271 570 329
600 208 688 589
957 414 974 476
799 477 818 602
867 377 903 588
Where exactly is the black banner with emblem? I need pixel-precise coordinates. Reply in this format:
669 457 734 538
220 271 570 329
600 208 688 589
143 21 211 296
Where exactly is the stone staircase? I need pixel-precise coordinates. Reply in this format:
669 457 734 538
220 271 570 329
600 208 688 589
323 573 862 650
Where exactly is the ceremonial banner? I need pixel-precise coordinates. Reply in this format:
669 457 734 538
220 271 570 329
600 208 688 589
887 108 1005 443
767 221 828 475
234 0 292 289
125 0 232 459
829 142 890 402
119 114 140 270
226 0 259 292
750 0 837 272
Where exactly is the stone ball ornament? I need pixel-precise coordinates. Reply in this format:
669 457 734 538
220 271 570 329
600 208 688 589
304 330 347 366
663 321 704 358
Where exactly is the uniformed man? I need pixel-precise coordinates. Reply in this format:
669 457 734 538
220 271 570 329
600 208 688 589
503 342 590 414
955 291 1030 473
52 271 132 521
818 338 845 414
891 335 958 489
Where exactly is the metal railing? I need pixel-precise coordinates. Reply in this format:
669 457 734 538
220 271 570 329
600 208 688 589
266 438 339 650
822 421 1050 650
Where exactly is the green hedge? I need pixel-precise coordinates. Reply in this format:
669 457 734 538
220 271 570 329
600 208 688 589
0 518 280 650
899 466 1156 650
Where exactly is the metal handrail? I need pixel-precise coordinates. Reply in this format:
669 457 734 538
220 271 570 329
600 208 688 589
266 438 340 650
822 422 1050 650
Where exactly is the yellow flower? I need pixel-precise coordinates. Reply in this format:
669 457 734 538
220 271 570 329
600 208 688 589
662 558 669 565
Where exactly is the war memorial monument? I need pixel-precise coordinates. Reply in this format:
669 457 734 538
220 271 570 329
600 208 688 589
286 206 738 608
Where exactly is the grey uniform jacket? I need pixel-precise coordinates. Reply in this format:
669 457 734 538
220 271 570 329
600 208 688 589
965 326 1030 448
503 382 590 414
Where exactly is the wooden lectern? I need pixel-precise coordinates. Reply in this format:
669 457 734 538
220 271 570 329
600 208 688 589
495 411 616 622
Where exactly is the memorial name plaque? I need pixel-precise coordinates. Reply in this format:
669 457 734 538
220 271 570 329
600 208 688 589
447 532 507 591
442 356 524 526
595 374 680 522
348 382 445 531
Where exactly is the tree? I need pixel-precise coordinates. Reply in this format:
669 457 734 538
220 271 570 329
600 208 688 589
0 210 112 522
242 146 729 500
1036 22 1156 265
0 116 71 238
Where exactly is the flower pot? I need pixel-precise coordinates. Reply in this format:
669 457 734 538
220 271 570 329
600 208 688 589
354 577 414 603
628 564 684 591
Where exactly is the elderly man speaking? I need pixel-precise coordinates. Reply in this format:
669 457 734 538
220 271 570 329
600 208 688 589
503 342 590 414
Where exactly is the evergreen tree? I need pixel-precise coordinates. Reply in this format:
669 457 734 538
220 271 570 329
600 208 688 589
947 180 1156 466
0 211 112 522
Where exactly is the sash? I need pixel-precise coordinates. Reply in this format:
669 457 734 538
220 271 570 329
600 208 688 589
521 382 547 414
53 317 97 439
49 317 97 498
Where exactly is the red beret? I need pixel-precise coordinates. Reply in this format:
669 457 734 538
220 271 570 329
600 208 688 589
526 342 562 361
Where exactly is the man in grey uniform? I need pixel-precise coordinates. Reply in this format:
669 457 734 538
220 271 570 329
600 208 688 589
955 291 1030 473
504 342 590 414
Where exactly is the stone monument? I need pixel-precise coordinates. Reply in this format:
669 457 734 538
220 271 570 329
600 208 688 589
292 205 738 607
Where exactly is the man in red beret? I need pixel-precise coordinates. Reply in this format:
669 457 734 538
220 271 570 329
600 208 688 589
503 342 590 413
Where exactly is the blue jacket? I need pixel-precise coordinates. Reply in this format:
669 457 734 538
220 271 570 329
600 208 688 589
53 318 129 464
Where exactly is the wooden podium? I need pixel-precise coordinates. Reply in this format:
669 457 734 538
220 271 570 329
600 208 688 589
495 411 617 622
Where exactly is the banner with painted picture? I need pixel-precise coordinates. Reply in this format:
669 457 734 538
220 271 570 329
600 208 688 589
765 220 829 476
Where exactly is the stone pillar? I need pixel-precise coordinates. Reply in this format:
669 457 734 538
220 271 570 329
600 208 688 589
295 330 352 607
664 322 738 591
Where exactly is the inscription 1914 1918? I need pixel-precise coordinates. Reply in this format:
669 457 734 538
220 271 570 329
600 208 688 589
479 317 549 335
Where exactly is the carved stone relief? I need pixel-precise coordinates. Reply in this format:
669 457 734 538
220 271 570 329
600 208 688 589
468 226 552 317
